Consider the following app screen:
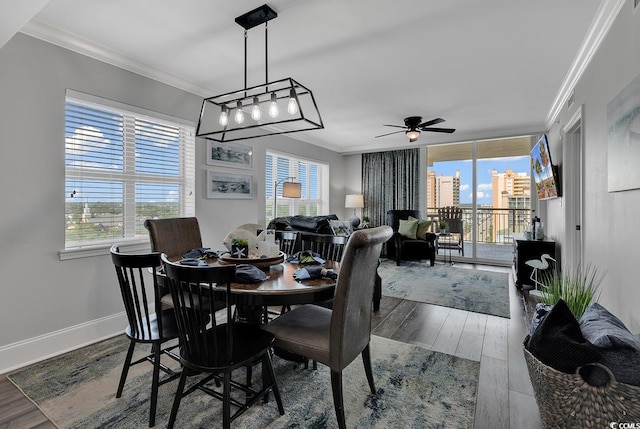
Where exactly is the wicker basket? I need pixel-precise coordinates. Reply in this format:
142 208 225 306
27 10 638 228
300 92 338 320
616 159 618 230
523 335 640 428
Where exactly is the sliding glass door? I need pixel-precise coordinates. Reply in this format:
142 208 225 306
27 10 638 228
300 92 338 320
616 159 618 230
426 136 534 265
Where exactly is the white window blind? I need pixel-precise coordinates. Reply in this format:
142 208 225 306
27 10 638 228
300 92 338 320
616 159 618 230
266 151 329 221
64 90 195 250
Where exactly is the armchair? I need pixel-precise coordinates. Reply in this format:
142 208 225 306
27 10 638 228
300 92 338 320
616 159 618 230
386 210 436 266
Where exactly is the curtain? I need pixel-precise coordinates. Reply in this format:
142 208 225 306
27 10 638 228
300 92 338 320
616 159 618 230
361 148 420 230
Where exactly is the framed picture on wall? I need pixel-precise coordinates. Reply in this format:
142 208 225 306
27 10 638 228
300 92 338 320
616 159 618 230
206 170 253 199
206 141 253 169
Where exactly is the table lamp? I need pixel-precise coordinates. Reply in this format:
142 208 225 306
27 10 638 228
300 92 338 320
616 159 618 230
345 194 364 227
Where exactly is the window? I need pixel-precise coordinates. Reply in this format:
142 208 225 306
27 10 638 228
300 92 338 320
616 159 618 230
265 152 329 222
64 90 195 251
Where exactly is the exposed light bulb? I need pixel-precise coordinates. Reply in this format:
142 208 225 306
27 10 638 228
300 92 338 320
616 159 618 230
251 96 261 121
234 101 244 124
269 92 279 118
287 89 298 115
218 106 228 127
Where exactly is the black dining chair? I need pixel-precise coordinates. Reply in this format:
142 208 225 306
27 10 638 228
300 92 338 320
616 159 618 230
263 226 393 429
275 230 298 257
110 245 182 427
161 254 285 429
300 232 348 262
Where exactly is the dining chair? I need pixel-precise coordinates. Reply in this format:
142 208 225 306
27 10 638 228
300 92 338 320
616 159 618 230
144 217 203 260
262 226 393 429
161 255 285 429
110 245 182 427
276 230 298 257
300 232 348 262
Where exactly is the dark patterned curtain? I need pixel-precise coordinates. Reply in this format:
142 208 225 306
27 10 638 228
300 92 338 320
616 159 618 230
361 148 420 231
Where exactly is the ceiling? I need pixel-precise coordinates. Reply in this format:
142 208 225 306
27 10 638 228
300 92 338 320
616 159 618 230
3 0 619 154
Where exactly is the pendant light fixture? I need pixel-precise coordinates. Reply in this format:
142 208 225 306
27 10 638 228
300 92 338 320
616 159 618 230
196 4 323 142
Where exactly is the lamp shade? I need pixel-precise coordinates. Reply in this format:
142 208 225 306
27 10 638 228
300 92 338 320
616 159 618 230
282 182 302 198
345 194 364 209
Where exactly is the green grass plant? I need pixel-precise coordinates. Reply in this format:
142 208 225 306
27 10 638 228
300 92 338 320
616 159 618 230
540 262 603 318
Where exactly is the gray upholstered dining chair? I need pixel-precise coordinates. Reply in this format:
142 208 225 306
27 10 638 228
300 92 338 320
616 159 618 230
262 226 393 429
144 217 205 305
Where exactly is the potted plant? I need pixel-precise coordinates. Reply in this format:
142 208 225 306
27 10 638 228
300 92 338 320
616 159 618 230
539 262 603 318
230 237 249 258
439 221 448 234
362 216 370 228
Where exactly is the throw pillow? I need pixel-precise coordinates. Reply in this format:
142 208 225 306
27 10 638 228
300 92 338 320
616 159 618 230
579 302 640 386
527 299 601 374
398 219 418 239
409 215 432 240
330 220 352 236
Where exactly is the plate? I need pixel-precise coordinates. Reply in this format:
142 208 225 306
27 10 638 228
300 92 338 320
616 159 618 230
218 251 285 268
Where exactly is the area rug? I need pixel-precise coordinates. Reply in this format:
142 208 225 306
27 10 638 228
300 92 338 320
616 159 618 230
8 334 479 428
378 259 511 318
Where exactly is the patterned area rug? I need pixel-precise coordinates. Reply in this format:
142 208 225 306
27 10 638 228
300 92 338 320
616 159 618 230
9 334 479 428
379 259 511 318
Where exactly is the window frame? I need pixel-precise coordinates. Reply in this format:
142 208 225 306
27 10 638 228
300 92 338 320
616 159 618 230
266 151 329 222
60 90 195 260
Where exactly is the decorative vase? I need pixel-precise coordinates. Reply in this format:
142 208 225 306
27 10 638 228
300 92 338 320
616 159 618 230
231 244 249 258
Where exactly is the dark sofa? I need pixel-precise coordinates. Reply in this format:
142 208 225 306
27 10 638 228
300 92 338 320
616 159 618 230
267 214 383 311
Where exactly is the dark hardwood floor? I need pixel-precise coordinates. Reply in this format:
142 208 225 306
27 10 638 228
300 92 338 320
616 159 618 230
0 262 541 428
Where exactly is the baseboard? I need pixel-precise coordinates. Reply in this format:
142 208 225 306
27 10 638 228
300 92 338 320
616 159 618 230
0 312 127 375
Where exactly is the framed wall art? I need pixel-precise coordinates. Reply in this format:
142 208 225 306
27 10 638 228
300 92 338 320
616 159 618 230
206 170 253 199
608 72 640 192
206 141 253 169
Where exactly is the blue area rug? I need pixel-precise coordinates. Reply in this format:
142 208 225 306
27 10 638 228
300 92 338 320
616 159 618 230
379 259 511 318
9 334 479 428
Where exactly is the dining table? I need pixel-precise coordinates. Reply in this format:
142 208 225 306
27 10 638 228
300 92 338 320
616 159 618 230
162 253 339 325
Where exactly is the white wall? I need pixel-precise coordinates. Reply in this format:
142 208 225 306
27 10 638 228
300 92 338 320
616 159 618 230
550 0 640 333
0 34 346 372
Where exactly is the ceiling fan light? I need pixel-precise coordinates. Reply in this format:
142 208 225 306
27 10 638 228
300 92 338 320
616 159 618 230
406 129 420 141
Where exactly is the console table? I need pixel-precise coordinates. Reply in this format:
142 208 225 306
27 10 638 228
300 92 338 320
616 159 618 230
512 233 556 289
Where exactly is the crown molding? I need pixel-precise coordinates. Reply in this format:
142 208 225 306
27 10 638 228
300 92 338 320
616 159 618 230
20 19 215 97
546 0 627 128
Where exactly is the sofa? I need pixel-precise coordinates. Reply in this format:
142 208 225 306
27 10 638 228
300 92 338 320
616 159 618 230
267 214 383 311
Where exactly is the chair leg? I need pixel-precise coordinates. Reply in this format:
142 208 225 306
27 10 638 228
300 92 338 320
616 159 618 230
149 343 162 427
168 370 188 429
116 341 136 398
330 370 346 429
361 344 376 394
223 372 231 429
263 352 285 415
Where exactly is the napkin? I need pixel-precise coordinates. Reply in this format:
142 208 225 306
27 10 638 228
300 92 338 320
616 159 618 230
178 258 206 266
286 250 325 265
294 266 337 281
235 264 268 283
182 248 219 259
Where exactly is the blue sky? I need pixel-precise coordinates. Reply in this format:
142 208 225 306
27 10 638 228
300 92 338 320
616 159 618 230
428 155 530 205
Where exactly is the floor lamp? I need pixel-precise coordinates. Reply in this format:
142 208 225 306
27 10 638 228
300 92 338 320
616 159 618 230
274 177 301 219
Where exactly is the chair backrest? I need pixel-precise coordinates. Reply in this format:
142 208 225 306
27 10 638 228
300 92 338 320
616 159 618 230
329 226 393 371
110 245 164 341
300 232 348 262
386 209 421 232
437 206 463 234
276 231 298 257
161 254 235 369
144 217 203 260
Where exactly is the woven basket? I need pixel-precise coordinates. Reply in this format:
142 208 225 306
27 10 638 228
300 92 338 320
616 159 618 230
523 335 640 428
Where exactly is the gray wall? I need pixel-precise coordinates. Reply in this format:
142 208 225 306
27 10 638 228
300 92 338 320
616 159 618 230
0 34 345 372
545 0 640 333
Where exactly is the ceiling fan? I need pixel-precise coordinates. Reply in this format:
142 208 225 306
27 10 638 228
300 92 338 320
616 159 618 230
374 116 455 142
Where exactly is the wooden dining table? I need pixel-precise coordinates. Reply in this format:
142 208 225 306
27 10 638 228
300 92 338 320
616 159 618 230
162 255 339 325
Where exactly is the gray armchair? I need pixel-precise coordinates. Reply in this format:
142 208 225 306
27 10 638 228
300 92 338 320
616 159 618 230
262 226 393 429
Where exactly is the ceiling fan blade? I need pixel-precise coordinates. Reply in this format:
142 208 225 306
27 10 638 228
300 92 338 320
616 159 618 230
421 127 456 133
418 117 445 128
382 124 406 129
374 130 406 138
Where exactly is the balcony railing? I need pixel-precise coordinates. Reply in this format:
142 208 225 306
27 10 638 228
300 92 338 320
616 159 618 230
427 207 531 262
